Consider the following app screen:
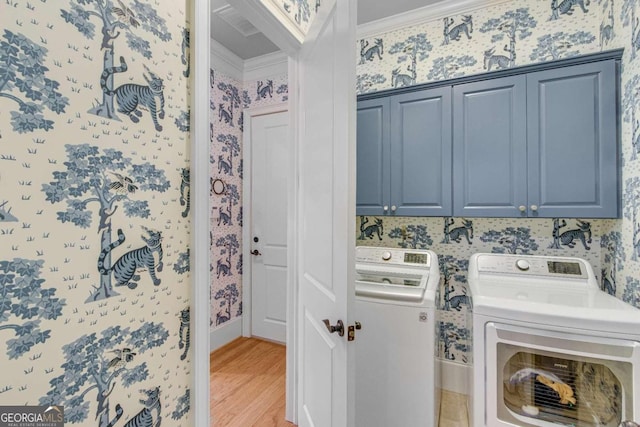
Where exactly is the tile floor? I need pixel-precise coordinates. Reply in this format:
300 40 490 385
439 391 470 427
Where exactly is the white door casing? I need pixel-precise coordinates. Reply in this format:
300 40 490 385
244 107 289 343
192 0 211 426
295 1 357 426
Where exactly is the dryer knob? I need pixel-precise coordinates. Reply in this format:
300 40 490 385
516 259 530 271
381 251 392 261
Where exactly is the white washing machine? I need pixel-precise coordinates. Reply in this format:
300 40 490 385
355 246 440 427
467 253 640 427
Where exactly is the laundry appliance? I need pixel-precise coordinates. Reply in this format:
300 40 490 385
355 246 440 427
467 253 640 427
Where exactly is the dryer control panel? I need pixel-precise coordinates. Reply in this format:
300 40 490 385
475 254 589 279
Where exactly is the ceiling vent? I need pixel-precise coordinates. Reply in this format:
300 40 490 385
213 4 260 37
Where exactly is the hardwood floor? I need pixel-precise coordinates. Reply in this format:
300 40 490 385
211 337 469 427
211 337 295 427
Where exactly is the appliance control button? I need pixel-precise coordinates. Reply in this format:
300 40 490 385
516 259 530 271
381 251 392 261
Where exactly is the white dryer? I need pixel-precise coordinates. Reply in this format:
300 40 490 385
355 246 440 427
467 253 640 427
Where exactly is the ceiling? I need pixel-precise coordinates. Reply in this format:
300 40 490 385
211 0 444 60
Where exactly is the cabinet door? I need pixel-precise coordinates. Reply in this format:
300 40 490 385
527 60 618 218
453 76 527 217
356 97 390 215
390 87 452 216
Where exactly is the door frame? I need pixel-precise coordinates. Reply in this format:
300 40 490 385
194 0 353 424
218 1 309 422
191 1 212 426
241 102 289 340
194 0 305 424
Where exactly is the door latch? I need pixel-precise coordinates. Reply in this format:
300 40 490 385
347 321 362 342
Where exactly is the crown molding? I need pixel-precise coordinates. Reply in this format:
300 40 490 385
357 0 513 40
210 38 244 81
244 50 288 81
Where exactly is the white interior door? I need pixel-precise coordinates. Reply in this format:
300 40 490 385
251 110 289 343
296 1 357 426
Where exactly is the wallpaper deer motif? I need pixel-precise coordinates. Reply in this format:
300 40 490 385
0 1 192 423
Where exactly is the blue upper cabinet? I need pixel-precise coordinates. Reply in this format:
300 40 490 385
357 51 620 218
453 76 527 217
357 97 390 216
357 88 452 216
527 61 618 218
453 59 619 218
391 88 452 216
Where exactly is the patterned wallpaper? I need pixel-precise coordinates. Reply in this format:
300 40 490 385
270 0 321 35
355 0 638 364
209 69 288 330
1 0 192 425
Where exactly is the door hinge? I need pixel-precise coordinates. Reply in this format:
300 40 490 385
347 321 362 342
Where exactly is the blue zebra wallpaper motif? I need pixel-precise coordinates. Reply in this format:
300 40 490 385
209 69 288 330
356 0 639 365
1 1 192 424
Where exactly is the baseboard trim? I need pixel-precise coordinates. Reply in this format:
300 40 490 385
210 317 243 352
439 358 470 395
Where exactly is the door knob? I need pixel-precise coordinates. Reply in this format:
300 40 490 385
391 205 397 212
383 205 389 212
518 205 526 212
322 319 344 337
530 205 538 212
251 249 262 256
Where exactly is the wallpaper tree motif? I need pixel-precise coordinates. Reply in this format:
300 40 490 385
620 0 640 58
388 224 433 249
39 322 168 426
480 227 540 254
0 258 66 359
427 55 477 80
388 33 433 87
0 30 69 133
479 8 538 70
530 31 597 62
42 144 170 302
622 74 640 160
438 255 468 312
601 230 625 295
623 176 640 260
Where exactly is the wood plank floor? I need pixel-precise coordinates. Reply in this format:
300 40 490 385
211 337 469 427
211 337 295 427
